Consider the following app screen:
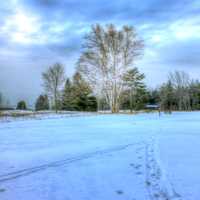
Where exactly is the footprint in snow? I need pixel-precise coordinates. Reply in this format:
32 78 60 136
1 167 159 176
136 171 142 175
134 164 142 169
153 193 160 198
146 164 151 169
0 188 6 193
130 163 135 167
116 190 124 195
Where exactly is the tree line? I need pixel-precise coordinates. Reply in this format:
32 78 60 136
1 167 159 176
41 66 98 112
158 71 200 112
38 62 145 112
1 24 200 113
2 69 200 113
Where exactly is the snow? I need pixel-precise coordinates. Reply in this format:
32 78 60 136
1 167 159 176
0 112 200 199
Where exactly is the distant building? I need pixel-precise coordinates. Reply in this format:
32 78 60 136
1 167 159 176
145 104 160 110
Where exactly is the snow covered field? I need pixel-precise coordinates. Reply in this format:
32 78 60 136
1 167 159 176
0 112 200 200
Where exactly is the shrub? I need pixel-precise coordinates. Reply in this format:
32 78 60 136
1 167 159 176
16 101 27 110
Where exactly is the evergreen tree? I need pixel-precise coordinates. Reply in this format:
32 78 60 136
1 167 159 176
35 95 49 111
72 72 97 111
133 86 148 110
159 81 174 113
87 96 98 111
62 79 75 110
147 89 160 105
16 100 27 110
123 68 145 112
189 80 200 110
121 85 148 111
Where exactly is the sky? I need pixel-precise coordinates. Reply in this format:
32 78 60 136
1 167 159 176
0 0 200 107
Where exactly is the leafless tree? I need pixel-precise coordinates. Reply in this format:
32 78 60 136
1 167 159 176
168 71 191 110
78 24 143 113
42 63 65 112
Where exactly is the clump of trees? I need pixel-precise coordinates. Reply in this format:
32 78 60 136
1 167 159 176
40 64 145 113
62 72 97 111
154 71 200 113
39 24 144 113
78 24 143 113
189 80 200 110
32 24 200 114
40 65 97 112
16 101 27 110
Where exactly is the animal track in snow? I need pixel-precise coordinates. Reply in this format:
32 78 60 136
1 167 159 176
145 138 182 200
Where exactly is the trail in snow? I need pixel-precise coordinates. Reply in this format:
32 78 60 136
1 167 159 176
145 137 182 200
0 142 142 183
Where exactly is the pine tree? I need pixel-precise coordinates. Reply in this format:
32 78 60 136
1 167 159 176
159 81 174 113
123 68 145 112
147 89 160 105
35 95 49 111
133 85 148 110
87 96 98 111
72 72 97 111
189 80 200 110
62 79 75 110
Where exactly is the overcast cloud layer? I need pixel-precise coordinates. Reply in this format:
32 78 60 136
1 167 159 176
0 0 200 106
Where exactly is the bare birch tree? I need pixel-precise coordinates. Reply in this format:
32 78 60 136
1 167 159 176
42 63 65 112
77 24 143 113
168 71 191 110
